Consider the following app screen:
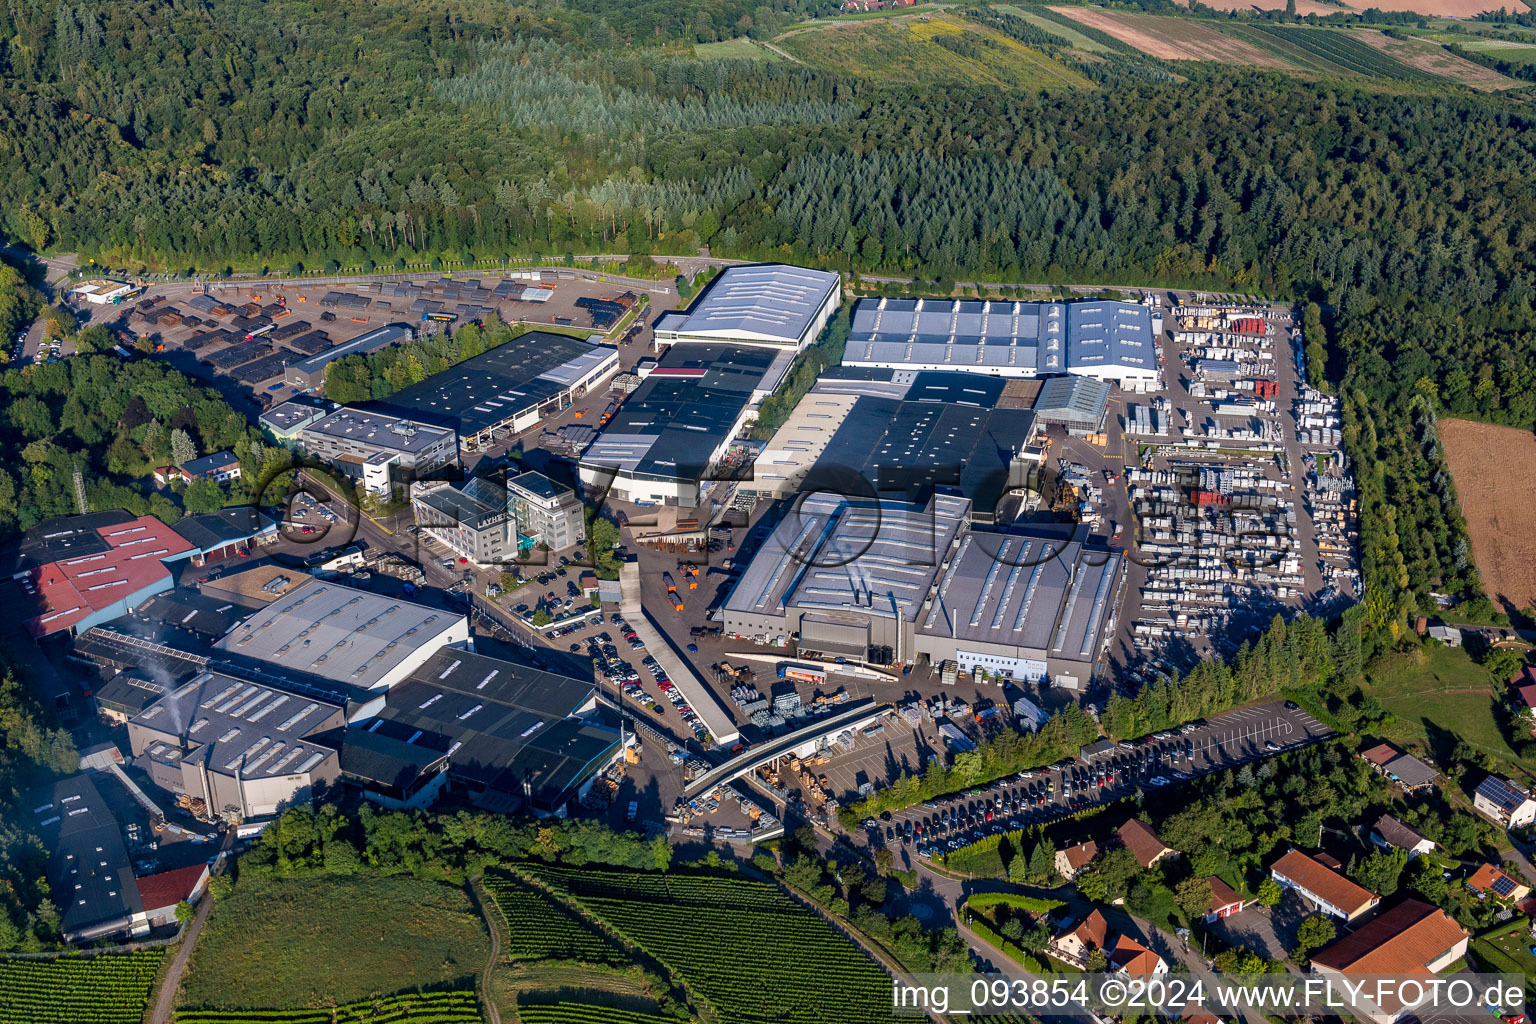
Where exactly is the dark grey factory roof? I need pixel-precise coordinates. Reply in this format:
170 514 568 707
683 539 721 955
376 332 612 434
122 590 246 641
290 322 413 376
815 375 1036 518
133 671 341 787
341 720 450 790
664 264 839 343
919 523 1120 666
94 671 172 717
172 508 272 552
1 509 134 574
362 648 611 806
582 344 779 482
25 773 144 937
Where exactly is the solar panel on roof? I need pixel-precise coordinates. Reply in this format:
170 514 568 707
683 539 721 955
1491 874 1518 897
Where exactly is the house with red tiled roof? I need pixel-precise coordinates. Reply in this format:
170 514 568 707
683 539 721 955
1270 849 1380 921
1054 840 1099 881
1204 877 1249 923
1465 863 1531 903
1049 909 1108 968
1110 933 1167 977
1309 900 1469 1024
1118 818 1179 870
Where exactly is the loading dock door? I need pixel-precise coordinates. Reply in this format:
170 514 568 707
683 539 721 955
798 617 870 661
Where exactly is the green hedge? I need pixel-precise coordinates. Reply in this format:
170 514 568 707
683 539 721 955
966 893 1065 915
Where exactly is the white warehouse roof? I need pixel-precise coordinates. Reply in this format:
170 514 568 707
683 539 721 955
664 265 840 344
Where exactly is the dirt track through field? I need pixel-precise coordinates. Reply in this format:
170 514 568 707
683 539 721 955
1440 418 1536 614
1047 6 1292 65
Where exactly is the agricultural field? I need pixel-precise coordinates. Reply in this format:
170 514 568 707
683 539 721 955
518 864 900 1024
1442 36 1536 65
1249 24 1438 80
1175 0 1344 13
0 952 164 1024
693 38 784 60
175 991 484 1024
778 13 1093 88
1354 30 1521 88
1045 6 1292 65
1440 418 1536 615
482 873 627 966
1365 643 1529 772
177 875 489 1011
514 1001 681 1024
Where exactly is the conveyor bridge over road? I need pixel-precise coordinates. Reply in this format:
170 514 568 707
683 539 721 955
683 698 892 799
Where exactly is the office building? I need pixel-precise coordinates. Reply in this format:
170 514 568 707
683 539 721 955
412 476 514 568
507 471 584 552
300 406 458 497
259 401 329 442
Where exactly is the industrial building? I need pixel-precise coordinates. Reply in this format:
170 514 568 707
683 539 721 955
213 579 470 710
26 773 144 942
841 298 1159 391
722 492 1121 686
68 280 137 305
721 492 970 667
412 476 514 568
127 670 346 821
287 322 415 390
171 508 276 565
1 511 199 639
750 372 1040 524
342 647 623 815
299 406 458 497
1032 374 1112 436
579 343 789 506
915 523 1124 689
259 400 329 442
376 331 618 452
651 264 841 353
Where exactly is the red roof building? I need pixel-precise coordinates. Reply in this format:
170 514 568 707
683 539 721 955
6 512 196 638
1310 900 1469 1022
135 863 210 925
1270 849 1380 921
1205 877 1249 922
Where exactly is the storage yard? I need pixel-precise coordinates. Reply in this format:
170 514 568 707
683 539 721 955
72 271 654 410
1119 300 1358 667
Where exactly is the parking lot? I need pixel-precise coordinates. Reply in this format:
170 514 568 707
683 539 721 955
857 699 1332 859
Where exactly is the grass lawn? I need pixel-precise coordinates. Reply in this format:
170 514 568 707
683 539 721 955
177 874 489 1010
694 38 783 60
491 962 662 1023
1364 643 1530 772
1471 919 1536 994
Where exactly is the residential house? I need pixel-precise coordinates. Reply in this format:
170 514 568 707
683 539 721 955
177 451 242 485
1309 900 1469 1024
1118 818 1179 870
1110 933 1168 978
1204 877 1249 923
1269 849 1380 921
1049 909 1108 968
1055 840 1099 882
1369 814 1436 859
1358 742 1439 794
1474 774 1536 829
1465 863 1531 903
